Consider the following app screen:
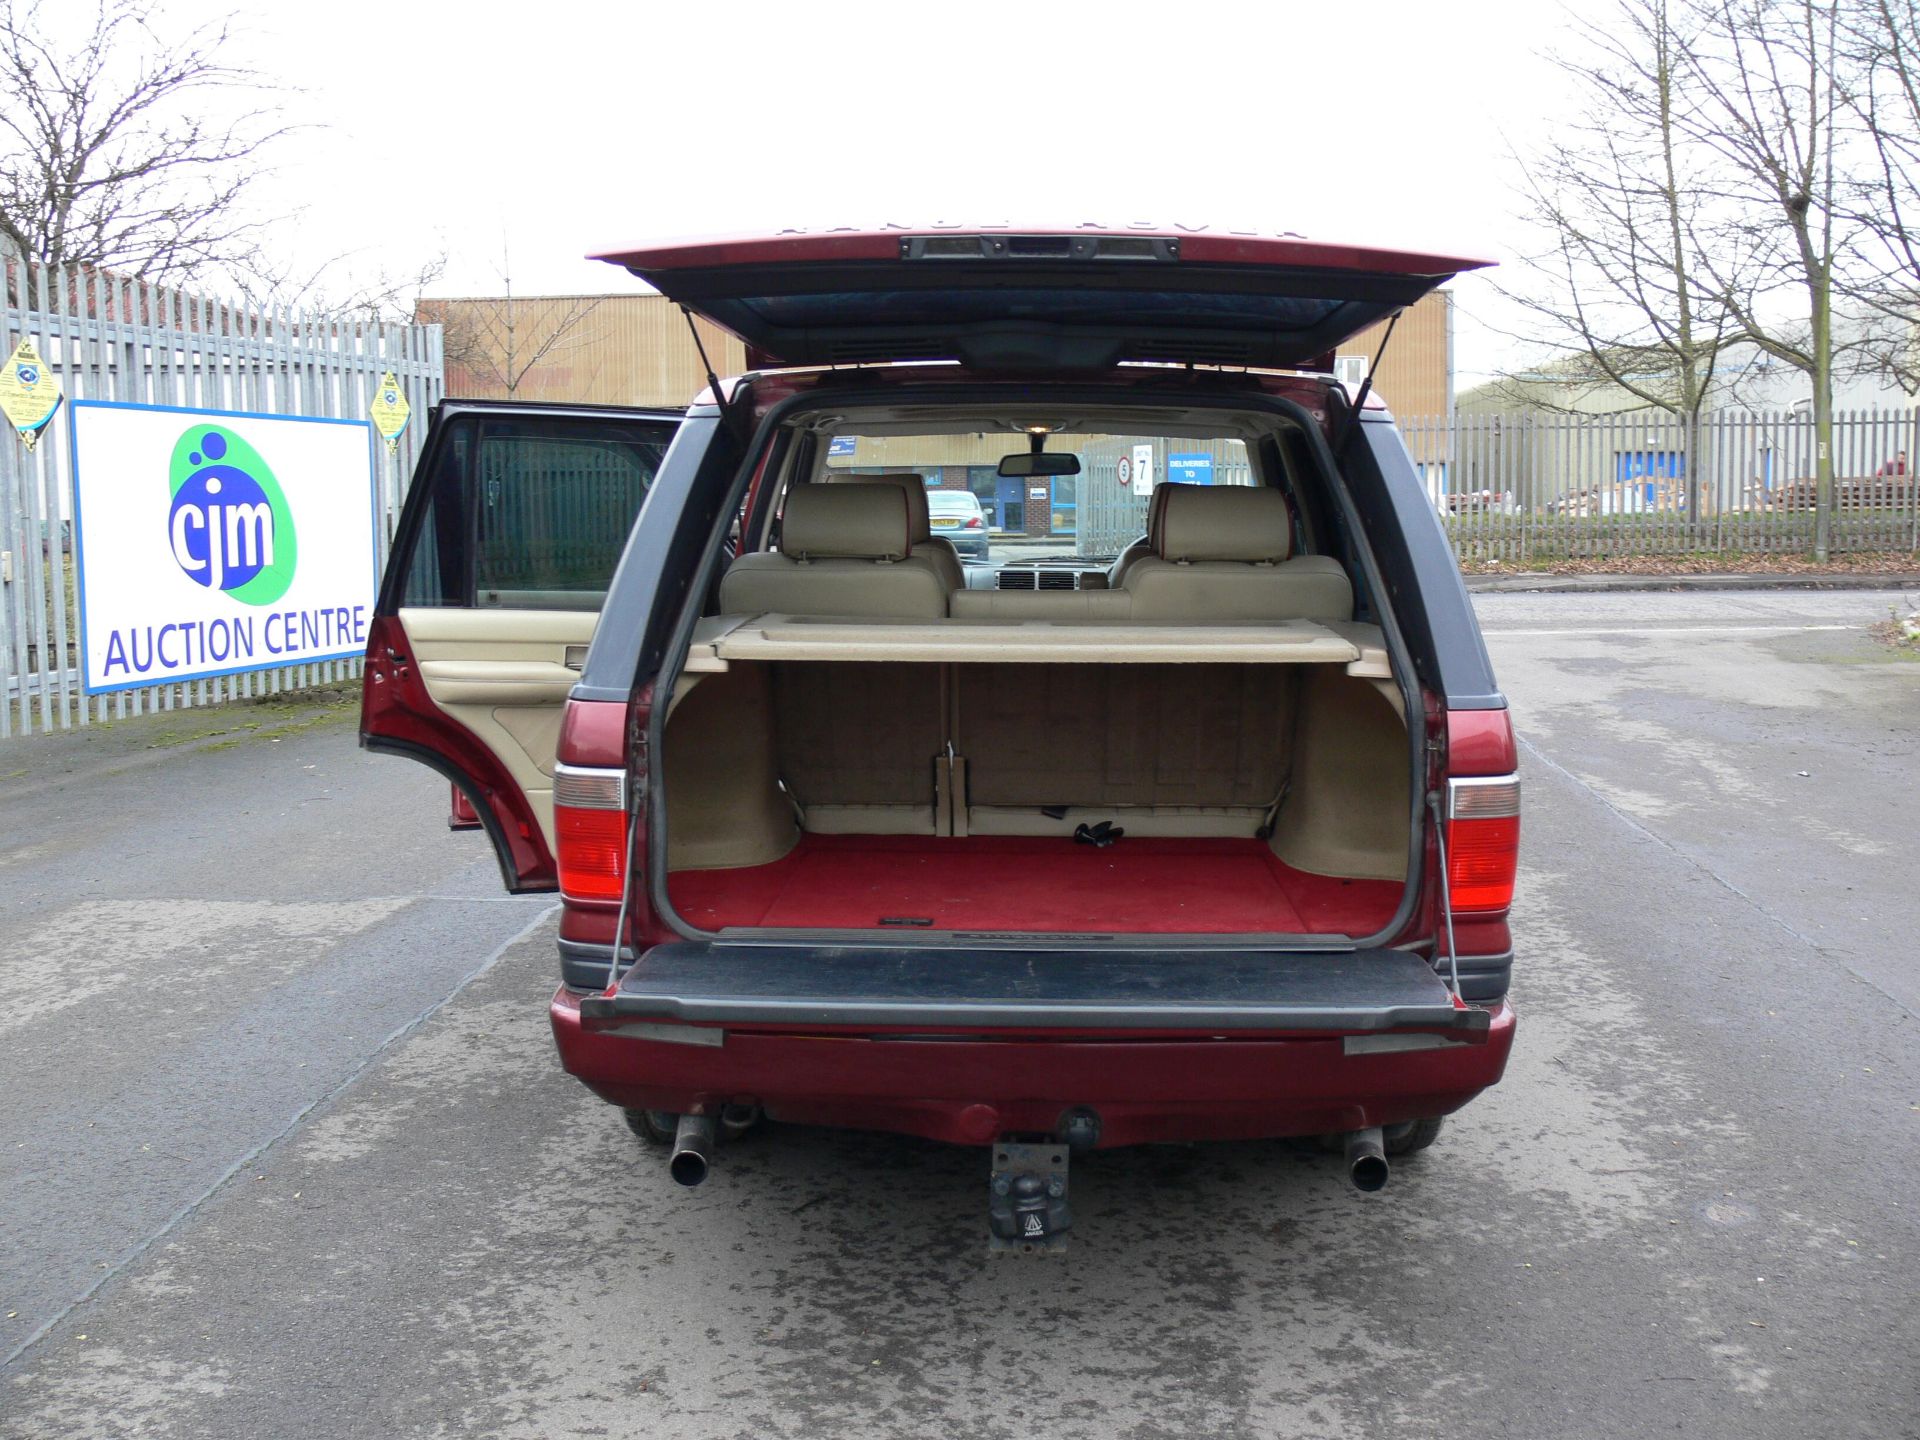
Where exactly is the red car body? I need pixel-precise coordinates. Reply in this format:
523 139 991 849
362 226 1517 1202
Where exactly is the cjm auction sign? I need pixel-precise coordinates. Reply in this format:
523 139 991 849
70 401 379 693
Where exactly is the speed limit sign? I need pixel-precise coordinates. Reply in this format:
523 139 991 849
1116 454 1133 488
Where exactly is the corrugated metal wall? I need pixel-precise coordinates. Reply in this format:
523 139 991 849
1336 291 1452 461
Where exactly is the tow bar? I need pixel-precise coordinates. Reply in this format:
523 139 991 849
988 1141 1072 1254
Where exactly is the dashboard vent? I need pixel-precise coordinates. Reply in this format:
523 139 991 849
997 568 1083 591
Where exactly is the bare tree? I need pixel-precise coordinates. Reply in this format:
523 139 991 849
425 252 605 398
1837 0 1920 390
235 249 449 325
1500 0 1751 516
1509 0 1920 555
1668 0 1869 559
0 0 288 290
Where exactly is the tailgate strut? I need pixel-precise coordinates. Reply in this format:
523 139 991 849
1337 310 1400 454
1428 791 1462 999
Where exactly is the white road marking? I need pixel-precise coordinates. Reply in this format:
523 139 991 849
1481 624 1860 637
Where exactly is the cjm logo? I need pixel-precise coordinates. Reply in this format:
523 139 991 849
165 425 298 606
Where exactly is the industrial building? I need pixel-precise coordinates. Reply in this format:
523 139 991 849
419 288 1455 546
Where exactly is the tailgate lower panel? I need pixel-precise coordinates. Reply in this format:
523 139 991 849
578 944 1481 1033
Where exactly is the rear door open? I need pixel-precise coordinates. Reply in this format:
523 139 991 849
362 401 680 891
593 227 1490 372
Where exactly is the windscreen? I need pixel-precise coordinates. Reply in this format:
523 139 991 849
827 434 1253 562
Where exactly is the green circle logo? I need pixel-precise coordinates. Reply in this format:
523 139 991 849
165 425 298 606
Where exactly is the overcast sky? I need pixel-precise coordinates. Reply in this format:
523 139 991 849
193 0 1584 384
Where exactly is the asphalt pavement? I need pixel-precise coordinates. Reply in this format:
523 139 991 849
1 589 1916 1438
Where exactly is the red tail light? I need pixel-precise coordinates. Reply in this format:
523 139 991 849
554 765 629 903
965 516 983 528
1446 776 1520 913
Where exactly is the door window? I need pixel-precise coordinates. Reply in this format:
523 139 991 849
393 414 671 611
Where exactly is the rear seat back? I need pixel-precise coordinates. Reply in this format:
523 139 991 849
953 486 1353 623
949 589 1134 620
1121 485 1352 623
770 660 944 833
832 472 966 594
718 484 950 619
955 661 1298 836
718 484 946 833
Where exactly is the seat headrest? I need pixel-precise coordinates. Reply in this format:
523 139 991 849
781 484 912 561
846 473 933 543
1145 481 1189 548
1156 486 1293 563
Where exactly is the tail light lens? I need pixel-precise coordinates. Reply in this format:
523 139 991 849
1447 776 1520 913
554 764 628 903
965 516 983 528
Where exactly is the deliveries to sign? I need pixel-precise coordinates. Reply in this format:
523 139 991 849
97 605 368 680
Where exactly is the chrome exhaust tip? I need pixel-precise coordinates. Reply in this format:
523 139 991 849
1344 1127 1389 1193
669 1113 715 1187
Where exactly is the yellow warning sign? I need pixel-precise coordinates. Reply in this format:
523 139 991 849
368 372 411 454
0 338 62 450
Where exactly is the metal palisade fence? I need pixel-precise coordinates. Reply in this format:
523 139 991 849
1075 438 1256 560
1400 407 1920 564
0 260 442 736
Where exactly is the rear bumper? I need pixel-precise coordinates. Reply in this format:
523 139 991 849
558 936 1514 1004
549 989 1516 1149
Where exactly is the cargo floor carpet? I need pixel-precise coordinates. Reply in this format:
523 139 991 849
668 835 1400 935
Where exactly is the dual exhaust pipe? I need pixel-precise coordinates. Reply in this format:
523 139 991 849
673 1114 1392 1192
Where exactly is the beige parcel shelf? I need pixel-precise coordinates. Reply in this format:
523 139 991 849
707 614 1375 667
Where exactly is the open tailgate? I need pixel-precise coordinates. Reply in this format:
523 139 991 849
592 227 1491 372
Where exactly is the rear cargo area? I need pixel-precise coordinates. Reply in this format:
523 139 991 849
669 834 1402 935
660 652 1414 939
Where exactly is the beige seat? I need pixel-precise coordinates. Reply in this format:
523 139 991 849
719 485 951 619
957 661 1296 836
1105 482 1186 587
718 485 947 833
1121 485 1352 623
831 472 967 593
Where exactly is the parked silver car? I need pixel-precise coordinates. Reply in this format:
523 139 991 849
927 488 991 561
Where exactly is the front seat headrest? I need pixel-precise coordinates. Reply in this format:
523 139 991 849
780 484 912 561
1156 485 1293 564
1145 481 1189 549
845 473 935 544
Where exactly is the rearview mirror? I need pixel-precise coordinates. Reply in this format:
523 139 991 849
997 451 1082 477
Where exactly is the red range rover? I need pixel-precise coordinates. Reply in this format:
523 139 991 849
363 226 1518 1249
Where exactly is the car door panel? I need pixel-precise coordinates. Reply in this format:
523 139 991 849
401 605 594 848
362 403 680 891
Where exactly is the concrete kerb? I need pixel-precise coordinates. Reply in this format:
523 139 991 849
1464 571 1920 595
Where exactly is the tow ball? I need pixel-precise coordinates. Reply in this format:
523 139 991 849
988 1142 1072 1254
